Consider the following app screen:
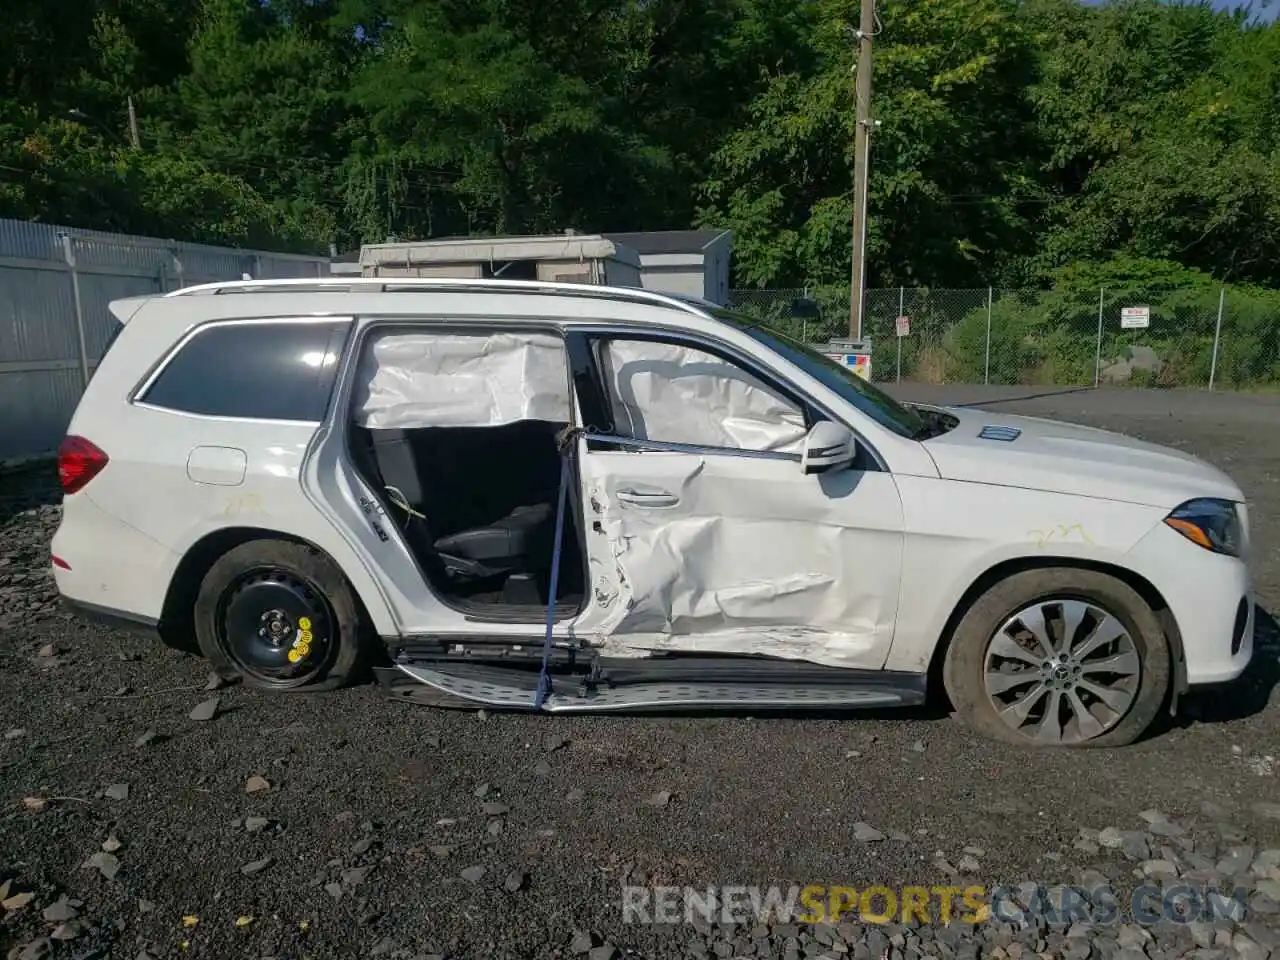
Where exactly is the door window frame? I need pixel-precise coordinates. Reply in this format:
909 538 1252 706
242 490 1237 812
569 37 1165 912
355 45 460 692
566 327 884 471
129 316 353 425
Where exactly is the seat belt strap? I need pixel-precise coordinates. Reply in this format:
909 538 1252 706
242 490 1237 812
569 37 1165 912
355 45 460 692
535 427 580 710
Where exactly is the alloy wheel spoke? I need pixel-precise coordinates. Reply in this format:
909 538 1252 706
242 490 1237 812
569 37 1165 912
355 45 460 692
1076 678 1133 714
999 682 1050 724
1059 601 1089 655
1029 690 1064 743
1073 614 1127 660
985 670 1041 696
1016 604 1058 659
989 632 1047 667
1066 689 1107 740
1079 649 1141 678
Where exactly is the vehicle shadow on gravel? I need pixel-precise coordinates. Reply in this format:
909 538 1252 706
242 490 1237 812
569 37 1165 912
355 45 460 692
0 464 60 526
1165 603 1280 731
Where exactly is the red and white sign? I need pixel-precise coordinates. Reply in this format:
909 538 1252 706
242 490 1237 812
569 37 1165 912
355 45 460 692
1120 306 1150 329
895 315 911 338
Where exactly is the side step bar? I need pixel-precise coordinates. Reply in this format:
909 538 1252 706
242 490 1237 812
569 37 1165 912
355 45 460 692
376 661 927 714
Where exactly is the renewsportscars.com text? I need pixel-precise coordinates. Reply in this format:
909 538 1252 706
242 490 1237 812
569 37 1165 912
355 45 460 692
621 884 1248 927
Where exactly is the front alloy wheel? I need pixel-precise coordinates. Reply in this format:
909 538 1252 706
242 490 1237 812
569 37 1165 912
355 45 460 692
983 599 1141 744
943 567 1170 748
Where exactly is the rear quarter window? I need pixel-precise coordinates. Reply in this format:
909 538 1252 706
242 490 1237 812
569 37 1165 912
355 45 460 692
138 319 351 422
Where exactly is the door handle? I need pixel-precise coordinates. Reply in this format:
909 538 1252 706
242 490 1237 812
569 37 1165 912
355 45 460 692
616 488 679 507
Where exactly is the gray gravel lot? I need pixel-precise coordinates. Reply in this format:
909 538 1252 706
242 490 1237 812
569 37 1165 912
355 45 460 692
1 387 1278 960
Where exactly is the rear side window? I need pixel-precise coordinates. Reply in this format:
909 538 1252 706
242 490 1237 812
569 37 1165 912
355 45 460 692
139 319 351 421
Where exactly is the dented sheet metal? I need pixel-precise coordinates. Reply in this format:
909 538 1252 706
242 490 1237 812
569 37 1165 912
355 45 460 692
352 331 571 428
599 339 807 453
574 451 906 670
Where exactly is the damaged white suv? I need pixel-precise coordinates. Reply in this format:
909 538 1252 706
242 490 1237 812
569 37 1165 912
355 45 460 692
52 279 1253 747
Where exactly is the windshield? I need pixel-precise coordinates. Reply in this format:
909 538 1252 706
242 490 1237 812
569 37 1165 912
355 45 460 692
709 308 927 439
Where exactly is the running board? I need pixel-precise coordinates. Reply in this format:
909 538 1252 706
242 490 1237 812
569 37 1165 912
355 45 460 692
384 662 926 713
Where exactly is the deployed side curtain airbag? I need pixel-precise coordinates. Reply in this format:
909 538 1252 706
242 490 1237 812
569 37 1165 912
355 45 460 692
599 339 807 452
353 331 571 428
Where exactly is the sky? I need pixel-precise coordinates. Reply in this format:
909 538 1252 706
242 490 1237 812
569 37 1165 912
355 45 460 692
1081 0 1279 22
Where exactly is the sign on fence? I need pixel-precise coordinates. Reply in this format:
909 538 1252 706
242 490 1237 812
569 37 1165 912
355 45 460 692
895 315 911 337
1120 306 1151 329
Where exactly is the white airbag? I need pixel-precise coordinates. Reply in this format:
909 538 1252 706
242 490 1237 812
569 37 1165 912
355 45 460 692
353 331 571 428
599 340 807 453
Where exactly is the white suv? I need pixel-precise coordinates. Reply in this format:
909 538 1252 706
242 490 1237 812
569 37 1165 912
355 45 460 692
51 279 1253 747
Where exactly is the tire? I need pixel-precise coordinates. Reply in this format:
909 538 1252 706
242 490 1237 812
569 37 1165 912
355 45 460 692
194 539 367 692
942 567 1169 748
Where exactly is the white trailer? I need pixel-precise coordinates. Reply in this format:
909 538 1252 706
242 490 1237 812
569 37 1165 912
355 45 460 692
355 234 643 288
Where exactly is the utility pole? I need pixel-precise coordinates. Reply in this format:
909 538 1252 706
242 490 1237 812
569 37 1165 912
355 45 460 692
848 0 876 340
127 95 141 150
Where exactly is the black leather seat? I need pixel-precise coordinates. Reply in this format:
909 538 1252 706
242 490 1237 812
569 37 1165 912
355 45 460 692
433 503 554 580
365 426 559 587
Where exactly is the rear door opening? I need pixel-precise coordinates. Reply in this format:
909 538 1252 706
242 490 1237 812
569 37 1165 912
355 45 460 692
345 325 585 620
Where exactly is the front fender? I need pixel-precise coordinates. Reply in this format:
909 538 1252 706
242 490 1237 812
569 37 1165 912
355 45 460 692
884 475 1167 673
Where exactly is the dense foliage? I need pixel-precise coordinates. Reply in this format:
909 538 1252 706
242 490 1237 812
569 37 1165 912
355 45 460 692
2 0 1278 290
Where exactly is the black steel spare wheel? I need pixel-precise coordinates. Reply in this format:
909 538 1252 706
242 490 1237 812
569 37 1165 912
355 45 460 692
194 540 367 692
219 568 336 686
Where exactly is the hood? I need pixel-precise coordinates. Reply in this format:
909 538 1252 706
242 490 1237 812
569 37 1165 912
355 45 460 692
919 406 1243 509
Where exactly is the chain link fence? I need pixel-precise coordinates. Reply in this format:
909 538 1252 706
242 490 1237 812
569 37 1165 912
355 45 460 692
727 286 1280 390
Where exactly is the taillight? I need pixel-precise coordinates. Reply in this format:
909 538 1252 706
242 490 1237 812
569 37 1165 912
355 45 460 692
58 435 109 494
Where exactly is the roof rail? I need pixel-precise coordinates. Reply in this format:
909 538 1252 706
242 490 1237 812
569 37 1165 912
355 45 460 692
164 276 711 319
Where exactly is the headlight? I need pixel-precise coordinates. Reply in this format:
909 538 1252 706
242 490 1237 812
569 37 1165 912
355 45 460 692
1164 498 1243 557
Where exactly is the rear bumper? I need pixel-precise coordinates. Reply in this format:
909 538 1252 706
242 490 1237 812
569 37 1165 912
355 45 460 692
59 596 161 641
50 491 174 624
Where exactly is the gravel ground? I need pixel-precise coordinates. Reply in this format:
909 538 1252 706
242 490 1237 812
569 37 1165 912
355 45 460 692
2 387 1279 960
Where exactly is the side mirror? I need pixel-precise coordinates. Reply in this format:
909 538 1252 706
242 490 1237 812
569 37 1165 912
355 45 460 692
801 420 856 475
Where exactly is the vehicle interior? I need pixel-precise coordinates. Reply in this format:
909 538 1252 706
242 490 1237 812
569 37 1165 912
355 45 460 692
346 328 584 618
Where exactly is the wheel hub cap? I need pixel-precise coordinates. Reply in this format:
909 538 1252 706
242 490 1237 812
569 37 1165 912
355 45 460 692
983 598 1142 744
261 609 292 645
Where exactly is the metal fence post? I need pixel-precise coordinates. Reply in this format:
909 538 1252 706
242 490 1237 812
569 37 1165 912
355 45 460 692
60 234 92 389
170 244 185 289
984 286 993 385
896 285 904 383
1093 287 1105 388
1208 286 1226 392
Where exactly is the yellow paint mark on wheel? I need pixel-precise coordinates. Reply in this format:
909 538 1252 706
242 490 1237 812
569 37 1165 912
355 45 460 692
298 616 312 630
299 629 313 644
288 649 302 664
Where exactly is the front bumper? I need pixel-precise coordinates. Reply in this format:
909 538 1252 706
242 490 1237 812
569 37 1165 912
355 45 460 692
1126 520 1253 686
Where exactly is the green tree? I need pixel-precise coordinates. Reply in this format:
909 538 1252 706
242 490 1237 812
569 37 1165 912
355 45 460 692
697 0 1042 289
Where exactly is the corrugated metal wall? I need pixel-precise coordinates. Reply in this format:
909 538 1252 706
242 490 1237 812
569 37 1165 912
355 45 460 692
0 219 329 462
